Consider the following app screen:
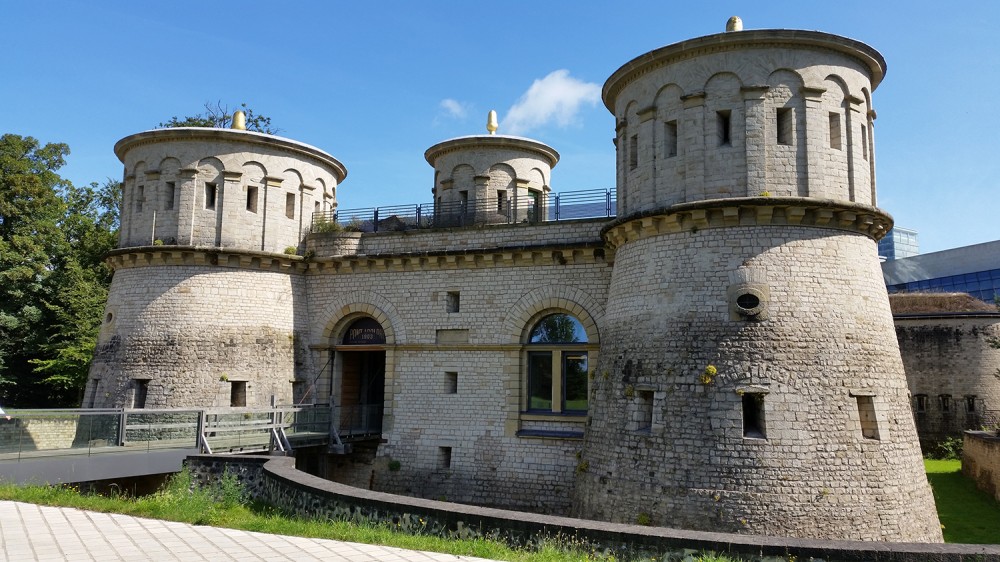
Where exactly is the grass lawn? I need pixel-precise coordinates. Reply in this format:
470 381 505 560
925 459 1000 544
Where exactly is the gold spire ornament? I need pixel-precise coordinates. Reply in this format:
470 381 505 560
487 110 498 135
232 110 247 130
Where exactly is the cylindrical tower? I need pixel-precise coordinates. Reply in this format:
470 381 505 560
572 25 943 541
84 127 346 409
425 130 557 226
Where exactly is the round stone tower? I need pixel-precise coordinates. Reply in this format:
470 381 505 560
572 24 943 541
424 117 558 226
84 124 346 409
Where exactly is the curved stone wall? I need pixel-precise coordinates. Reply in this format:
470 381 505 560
85 253 310 409
574 225 940 540
605 30 882 215
115 128 346 253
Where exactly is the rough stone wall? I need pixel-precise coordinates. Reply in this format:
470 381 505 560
574 226 942 541
86 263 309 409
963 431 1000 504
895 316 1000 448
0 418 79 451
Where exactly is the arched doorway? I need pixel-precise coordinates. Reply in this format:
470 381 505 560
336 317 385 437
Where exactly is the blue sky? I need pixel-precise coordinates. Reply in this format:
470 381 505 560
2 1 997 253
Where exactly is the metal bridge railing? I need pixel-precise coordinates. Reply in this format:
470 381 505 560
0 405 333 461
312 188 616 233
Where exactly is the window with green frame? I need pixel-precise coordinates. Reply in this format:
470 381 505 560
526 313 588 413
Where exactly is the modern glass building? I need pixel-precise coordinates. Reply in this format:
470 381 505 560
883 239 1000 303
878 226 919 260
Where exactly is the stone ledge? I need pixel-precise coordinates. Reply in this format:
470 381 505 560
602 197 892 249
106 246 307 273
187 455 1000 561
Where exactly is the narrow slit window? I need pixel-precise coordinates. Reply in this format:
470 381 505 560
628 134 638 169
205 183 217 210
776 108 792 145
136 185 144 213
439 446 452 469
664 120 678 157
717 110 732 146
829 112 842 150
856 395 880 440
637 390 653 432
915 394 928 413
742 393 765 439
445 372 458 394
446 291 460 313
939 394 952 414
230 381 247 407
861 125 868 160
966 395 977 413
497 190 508 214
285 192 295 219
246 186 258 213
165 182 175 210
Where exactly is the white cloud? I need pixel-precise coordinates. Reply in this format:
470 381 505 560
501 70 601 135
439 98 469 119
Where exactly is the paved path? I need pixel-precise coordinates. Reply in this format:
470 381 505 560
0 501 500 561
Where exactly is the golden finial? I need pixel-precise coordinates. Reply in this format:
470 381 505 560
726 16 743 32
232 110 247 130
487 110 498 135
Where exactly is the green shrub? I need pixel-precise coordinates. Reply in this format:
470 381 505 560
929 436 964 460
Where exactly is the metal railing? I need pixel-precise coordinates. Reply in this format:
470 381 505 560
337 404 383 439
312 188 616 233
0 405 333 461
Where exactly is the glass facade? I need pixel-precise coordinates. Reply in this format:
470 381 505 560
886 267 1000 303
878 227 919 260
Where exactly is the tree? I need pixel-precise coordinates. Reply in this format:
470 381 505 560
0 134 72 403
158 101 278 134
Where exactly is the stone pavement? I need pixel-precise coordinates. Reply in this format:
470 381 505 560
0 500 500 561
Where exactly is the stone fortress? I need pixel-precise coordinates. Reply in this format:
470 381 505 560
86 19 946 541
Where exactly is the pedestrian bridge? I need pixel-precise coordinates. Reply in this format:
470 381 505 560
0 405 360 485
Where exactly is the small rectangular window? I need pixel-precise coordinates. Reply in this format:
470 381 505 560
314 200 320 213
829 112 842 150
136 185 144 213
915 394 928 413
438 446 452 469
497 190 508 214
967 395 977 413
246 186 258 213
133 379 150 409
664 120 678 158
459 191 468 215
165 182 175 210
628 134 638 169
445 372 458 394
205 183 217 210
742 393 765 439
230 381 247 407
856 396 880 440
446 291 460 313
285 192 295 219
776 108 792 145
717 110 732 146
637 390 653 432
939 394 952 414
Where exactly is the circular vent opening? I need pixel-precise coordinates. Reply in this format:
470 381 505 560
736 293 760 310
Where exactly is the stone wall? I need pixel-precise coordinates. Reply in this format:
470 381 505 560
963 431 1000 504
86 259 310 409
186 455 1000 561
895 315 1000 449
0 418 79 451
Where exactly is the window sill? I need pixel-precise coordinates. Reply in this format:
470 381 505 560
520 413 586 423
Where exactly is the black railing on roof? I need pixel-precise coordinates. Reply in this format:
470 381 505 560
312 188 616 233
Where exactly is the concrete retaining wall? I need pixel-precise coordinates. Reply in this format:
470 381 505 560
187 455 1000 561
964 431 1000 504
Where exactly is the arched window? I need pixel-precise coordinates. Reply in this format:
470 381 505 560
526 313 588 413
